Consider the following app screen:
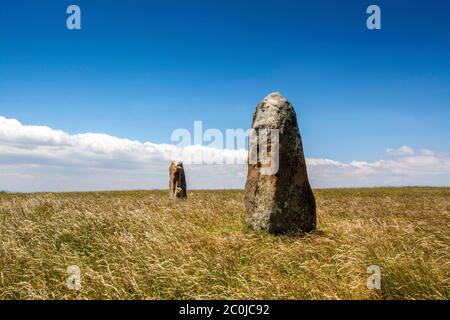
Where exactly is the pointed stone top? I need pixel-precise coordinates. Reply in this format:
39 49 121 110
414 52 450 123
171 160 183 167
263 92 288 107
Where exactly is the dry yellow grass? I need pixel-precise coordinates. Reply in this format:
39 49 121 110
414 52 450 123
0 188 449 300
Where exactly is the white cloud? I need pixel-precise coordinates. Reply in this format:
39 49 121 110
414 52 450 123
1 116 449 192
385 145 415 156
0 116 247 191
307 151 450 188
420 149 435 156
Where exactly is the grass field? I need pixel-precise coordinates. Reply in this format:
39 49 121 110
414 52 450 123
0 188 448 300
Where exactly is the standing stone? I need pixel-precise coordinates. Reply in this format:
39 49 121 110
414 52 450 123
169 161 187 199
244 92 316 234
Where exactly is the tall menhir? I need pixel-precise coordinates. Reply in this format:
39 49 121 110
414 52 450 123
244 92 316 234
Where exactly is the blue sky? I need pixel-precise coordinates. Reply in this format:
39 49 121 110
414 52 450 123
0 0 449 191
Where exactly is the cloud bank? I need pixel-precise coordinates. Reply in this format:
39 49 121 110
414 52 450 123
1 116 449 192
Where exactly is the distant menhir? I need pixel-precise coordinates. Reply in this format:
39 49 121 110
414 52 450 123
169 161 187 199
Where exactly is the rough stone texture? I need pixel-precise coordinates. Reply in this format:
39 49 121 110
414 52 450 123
244 92 316 234
169 161 187 199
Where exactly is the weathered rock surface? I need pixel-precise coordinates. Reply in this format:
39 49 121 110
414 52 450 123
244 92 316 234
169 161 187 199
